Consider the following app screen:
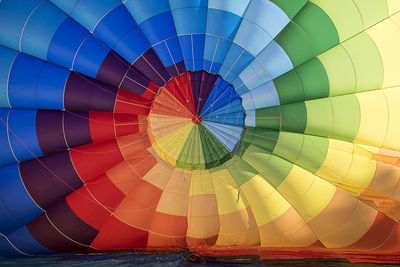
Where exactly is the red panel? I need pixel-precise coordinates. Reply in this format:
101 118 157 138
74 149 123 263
90 216 148 250
114 89 151 115
70 140 124 183
141 81 159 100
89 112 115 143
186 235 218 249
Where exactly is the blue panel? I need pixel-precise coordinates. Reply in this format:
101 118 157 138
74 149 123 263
193 34 205 71
0 164 42 234
8 54 44 109
202 121 242 151
66 0 120 31
0 200 19 235
172 7 207 35
21 1 68 60
48 18 90 69
140 12 177 45
153 36 183 67
203 36 232 71
0 46 18 108
219 44 254 83
206 9 241 39
37 62 69 110
178 35 192 70
8 109 43 162
169 0 208 9
204 100 244 119
49 0 79 15
5 226 51 255
0 109 15 166
124 0 171 24
208 0 250 17
73 35 110 78
0 235 22 257
245 109 256 127
203 60 221 74
94 5 150 63
0 0 42 51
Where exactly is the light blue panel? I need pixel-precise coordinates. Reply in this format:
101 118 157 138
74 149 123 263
203 36 233 69
0 109 16 166
178 35 193 70
49 0 79 15
241 81 279 110
8 53 44 109
202 113 245 126
36 62 69 110
73 35 110 78
203 100 243 119
3 226 51 255
60 0 120 31
239 60 273 91
232 20 272 57
202 121 242 151
124 0 171 24
208 0 249 16
169 0 208 9
219 44 254 83
245 109 256 127
206 9 241 39
0 164 43 234
8 109 43 162
21 1 68 60
0 0 42 51
0 46 18 108
245 0 289 38
255 40 293 78
171 6 207 35
204 121 243 142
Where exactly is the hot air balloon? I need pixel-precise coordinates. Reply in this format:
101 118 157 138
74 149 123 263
0 0 400 264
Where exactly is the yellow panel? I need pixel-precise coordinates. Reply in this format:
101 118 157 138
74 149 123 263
211 169 249 214
152 123 193 165
189 170 215 195
240 175 290 226
382 87 400 150
353 145 373 160
143 161 175 190
187 194 219 238
316 139 353 182
156 169 191 216
354 90 388 147
278 165 336 222
356 144 380 155
342 154 376 195
387 0 400 15
366 16 400 88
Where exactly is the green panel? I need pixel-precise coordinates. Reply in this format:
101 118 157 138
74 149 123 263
310 0 363 41
199 125 232 169
330 94 360 142
274 69 305 105
296 57 330 100
281 102 307 133
242 127 279 152
233 141 250 158
295 134 329 173
342 33 384 93
353 0 388 28
318 45 356 96
294 2 339 54
176 125 205 170
273 131 304 163
305 97 333 137
255 106 281 130
226 156 259 186
275 21 316 67
270 0 308 19
242 145 293 188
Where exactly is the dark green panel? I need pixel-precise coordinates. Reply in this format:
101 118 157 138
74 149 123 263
255 106 281 130
242 127 279 153
270 0 308 19
281 102 307 133
274 69 305 105
296 57 330 100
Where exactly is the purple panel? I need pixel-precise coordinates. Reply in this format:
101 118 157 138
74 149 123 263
46 199 98 246
120 67 150 95
36 110 67 155
133 49 169 86
190 71 202 113
64 72 117 112
166 61 186 76
198 72 219 112
26 210 95 253
20 151 83 210
96 50 129 88
64 112 91 148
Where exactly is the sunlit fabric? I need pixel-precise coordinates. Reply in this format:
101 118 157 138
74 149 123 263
0 0 400 263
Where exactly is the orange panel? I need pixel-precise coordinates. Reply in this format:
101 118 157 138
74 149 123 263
148 212 187 249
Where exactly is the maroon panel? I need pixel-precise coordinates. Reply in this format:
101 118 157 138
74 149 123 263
133 48 171 85
26 210 93 253
120 67 150 96
96 50 129 88
198 71 219 112
46 199 99 246
20 152 83 210
36 110 67 155
63 112 91 148
167 61 186 77
64 72 117 112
